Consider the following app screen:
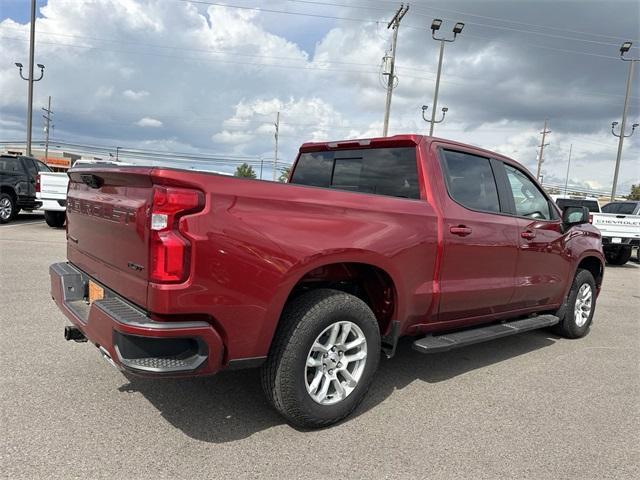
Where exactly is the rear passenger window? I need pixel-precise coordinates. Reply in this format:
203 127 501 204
291 148 419 199
441 150 501 213
23 159 38 178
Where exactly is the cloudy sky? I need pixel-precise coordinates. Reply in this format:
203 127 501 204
0 0 638 191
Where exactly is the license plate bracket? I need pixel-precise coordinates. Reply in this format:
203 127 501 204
88 280 104 304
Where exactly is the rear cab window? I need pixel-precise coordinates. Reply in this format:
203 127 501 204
290 147 420 199
603 202 638 215
556 198 600 213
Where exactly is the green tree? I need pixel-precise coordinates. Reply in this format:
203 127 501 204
234 163 257 179
278 166 291 183
627 184 640 200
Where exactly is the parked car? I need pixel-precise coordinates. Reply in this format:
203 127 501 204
592 200 640 265
50 135 605 427
0 154 49 223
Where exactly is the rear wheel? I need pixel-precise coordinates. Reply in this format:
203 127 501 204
605 246 632 265
553 269 596 339
261 289 381 428
44 211 66 228
0 194 15 224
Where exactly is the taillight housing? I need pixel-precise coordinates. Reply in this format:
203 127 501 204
588 214 593 224
35 174 41 193
149 186 204 283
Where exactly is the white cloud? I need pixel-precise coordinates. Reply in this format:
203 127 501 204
0 0 637 192
135 117 163 128
123 89 149 100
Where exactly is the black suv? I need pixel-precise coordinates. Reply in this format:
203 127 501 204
0 154 51 224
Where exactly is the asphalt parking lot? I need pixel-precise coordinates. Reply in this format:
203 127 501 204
1 214 638 479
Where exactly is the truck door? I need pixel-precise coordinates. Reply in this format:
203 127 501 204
501 163 571 309
436 148 520 322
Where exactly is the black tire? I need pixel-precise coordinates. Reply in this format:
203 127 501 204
0 193 15 224
605 246 632 265
11 207 21 219
261 289 381 428
44 211 66 228
552 269 597 339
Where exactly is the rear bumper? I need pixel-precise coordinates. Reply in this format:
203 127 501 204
602 237 640 247
49 262 224 376
38 198 66 212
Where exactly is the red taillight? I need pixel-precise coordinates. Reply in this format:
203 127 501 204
589 214 593 224
35 174 41 193
149 186 204 283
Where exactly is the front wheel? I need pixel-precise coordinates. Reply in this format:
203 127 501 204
553 269 596 339
261 289 381 428
44 211 66 228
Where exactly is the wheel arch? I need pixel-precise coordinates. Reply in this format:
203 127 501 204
0 185 17 200
576 254 604 290
261 251 404 355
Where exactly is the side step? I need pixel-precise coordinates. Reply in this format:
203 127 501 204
412 315 559 354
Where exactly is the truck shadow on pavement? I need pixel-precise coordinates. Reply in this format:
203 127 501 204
118 330 555 443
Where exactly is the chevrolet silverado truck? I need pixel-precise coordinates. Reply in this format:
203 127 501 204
50 135 605 427
591 201 640 265
0 154 49 223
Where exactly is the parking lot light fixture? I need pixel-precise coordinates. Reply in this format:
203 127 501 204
424 19 464 136
610 41 638 200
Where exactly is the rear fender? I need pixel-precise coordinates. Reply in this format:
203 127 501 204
257 249 405 355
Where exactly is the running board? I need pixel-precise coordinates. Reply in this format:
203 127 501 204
412 315 559 354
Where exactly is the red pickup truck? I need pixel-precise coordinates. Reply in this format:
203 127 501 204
50 134 604 427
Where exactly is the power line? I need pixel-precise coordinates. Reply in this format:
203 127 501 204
3 34 634 103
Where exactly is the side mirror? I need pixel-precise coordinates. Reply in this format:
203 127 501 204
562 205 589 226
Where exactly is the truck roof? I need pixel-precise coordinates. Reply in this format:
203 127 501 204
299 134 518 165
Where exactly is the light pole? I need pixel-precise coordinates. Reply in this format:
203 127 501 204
15 62 45 157
15 0 44 157
424 19 464 136
610 41 638 201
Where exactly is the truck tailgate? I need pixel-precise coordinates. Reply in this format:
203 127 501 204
66 168 154 308
592 213 640 238
40 172 69 200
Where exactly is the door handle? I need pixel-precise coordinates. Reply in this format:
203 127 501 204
450 225 472 236
521 230 536 240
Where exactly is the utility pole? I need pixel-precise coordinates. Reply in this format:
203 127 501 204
611 41 638 201
536 119 551 181
273 111 280 181
382 4 409 137
563 143 572 195
42 96 53 163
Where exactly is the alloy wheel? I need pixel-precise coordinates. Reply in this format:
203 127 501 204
305 321 368 405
